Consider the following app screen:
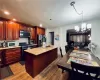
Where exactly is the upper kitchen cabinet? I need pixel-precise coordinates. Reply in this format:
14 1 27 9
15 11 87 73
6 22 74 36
28 27 35 40
19 24 29 31
37 27 45 35
42 28 45 35
0 21 5 40
5 21 14 40
37 27 40 34
13 23 19 40
30 27 35 40
5 21 19 40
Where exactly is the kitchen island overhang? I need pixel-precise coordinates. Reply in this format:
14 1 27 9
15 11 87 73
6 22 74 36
24 46 58 78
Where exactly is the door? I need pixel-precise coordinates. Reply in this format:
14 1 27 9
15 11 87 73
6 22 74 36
49 32 54 45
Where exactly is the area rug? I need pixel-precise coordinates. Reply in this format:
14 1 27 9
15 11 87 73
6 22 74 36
0 66 13 79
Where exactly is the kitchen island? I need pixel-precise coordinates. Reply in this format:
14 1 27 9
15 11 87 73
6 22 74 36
24 46 57 78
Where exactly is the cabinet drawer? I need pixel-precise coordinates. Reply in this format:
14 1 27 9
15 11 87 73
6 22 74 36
6 56 20 61
5 52 14 57
5 53 21 59
5 48 20 56
14 48 20 51
5 56 20 64
4 48 21 65
6 48 20 52
0 51 2 58
5 52 20 57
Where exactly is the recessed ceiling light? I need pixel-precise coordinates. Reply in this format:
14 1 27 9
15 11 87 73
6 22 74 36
4 11 10 15
40 24 42 27
13 18 17 21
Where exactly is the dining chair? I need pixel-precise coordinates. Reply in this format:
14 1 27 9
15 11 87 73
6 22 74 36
59 47 65 73
59 47 63 57
70 61 100 80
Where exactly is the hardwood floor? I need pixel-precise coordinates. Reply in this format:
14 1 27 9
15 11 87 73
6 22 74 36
3 57 69 80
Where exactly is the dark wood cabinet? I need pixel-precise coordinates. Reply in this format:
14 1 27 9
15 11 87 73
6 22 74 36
30 28 35 40
37 27 40 35
4 48 21 65
0 18 45 42
36 27 45 35
5 21 13 40
5 21 20 40
25 48 57 78
19 24 28 31
35 27 45 44
0 50 1 77
0 51 2 78
13 23 19 40
27 27 35 40
0 21 5 40
42 28 45 35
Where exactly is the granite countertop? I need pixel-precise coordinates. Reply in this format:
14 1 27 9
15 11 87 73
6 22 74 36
24 46 57 56
0 46 21 50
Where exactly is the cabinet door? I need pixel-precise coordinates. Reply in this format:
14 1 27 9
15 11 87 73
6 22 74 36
19 24 28 31
13 23 19 40
0 21 5 40
32 28 35 39
0 51 2 65
30 28 35 40
5 21 13 40
39 28 42 34
37 27 40 35
37 27 45 35
5 48 21 65
42 28 45 35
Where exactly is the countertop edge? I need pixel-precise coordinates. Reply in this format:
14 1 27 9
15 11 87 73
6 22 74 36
24 47 57 56
0 46 21 50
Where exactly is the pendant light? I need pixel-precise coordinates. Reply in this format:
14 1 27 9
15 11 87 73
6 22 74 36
70 1 91 32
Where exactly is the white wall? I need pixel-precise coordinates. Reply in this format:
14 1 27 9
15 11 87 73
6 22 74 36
46 19 100 59
91 19 100 59
15 38 28 46
46 28 61 54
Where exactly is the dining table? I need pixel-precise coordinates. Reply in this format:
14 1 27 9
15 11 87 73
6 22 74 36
57 50 100 72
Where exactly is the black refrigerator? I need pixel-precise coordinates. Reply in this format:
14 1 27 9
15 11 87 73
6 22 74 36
37 34 45 47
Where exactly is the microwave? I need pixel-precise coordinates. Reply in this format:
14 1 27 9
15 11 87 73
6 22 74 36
20 30 30 38
7 42 16 47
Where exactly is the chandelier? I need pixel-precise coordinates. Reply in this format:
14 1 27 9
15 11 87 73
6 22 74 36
70 1 91 32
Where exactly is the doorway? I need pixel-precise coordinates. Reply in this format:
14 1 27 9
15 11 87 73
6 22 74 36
49 32 54 45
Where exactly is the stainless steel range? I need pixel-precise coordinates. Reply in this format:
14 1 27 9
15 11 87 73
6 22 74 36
19 42 37 61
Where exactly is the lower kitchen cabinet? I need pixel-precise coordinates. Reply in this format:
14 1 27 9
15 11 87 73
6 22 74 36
0 50 2 67
4 48 21 65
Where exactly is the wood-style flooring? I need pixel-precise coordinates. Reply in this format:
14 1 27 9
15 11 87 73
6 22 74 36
3 57 69 80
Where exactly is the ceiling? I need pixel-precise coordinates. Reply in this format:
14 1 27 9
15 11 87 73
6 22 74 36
0 0 100 28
